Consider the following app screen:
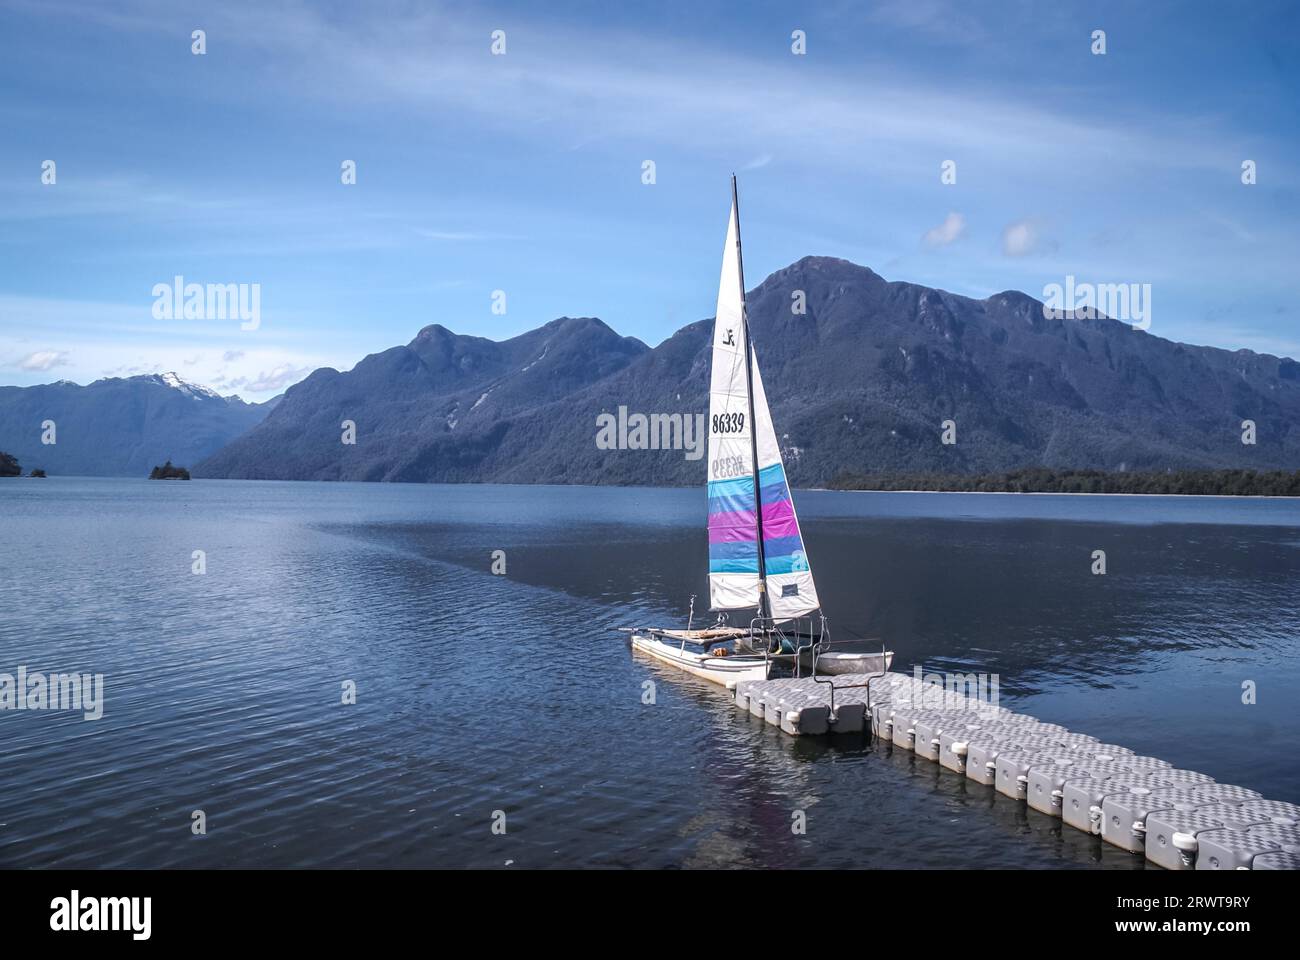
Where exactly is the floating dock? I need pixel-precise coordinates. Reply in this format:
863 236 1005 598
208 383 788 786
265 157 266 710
729 672 1300 870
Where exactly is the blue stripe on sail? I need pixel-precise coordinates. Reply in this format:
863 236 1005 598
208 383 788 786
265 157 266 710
759 478 790 507
709 536 808 575
709 524 758 572
707 472 755 501
708 556 808 576
760 534 804 561
710 539 757 560
764 553 811 576
708 479 754 515
708 463 789 513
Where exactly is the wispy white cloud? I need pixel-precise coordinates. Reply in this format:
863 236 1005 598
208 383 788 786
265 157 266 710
24 0 1256 185
242 364 311 393
0 295 339 398
863 0 998 45
1002 219 1054 257
415 228 521 242
16 349 72 371
0 174 258 224
923 212 966 248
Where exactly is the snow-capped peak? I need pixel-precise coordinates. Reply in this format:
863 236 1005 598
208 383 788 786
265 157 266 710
152 371 222 400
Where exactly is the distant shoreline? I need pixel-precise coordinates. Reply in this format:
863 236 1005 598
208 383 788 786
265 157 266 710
828 468 1300 499
6 473 1300 500
813 487 1300 500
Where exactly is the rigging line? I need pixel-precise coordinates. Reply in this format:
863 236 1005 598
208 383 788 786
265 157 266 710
732 174 770 622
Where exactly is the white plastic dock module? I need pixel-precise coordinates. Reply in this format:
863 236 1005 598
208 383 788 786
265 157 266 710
1245 824 1300 855
1144 807 1232 871
1061 774 1169 835
1153 769 1216 788
994 751 1076 801
1027 760 1130 817
938 724 1008 773
1072 742 1135 760
890 707 948 750
720 672 1299 867
1188 783 1262 804
966 733 1060 787
764 688 829 736
1237 799 1300 825
1254 852 1300 870
1101 787 1200 852
1178 803 1273 832
1194 829 1284 870
907 712 981 760
828 700 866 734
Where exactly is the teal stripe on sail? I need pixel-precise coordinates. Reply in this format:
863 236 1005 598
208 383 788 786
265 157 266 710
706 463 785 503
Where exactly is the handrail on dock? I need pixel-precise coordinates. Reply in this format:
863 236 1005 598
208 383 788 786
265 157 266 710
811 641 891 720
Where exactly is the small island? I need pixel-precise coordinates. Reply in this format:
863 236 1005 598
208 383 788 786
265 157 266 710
29 469 46 478
1 451 22 477
148 460 192 480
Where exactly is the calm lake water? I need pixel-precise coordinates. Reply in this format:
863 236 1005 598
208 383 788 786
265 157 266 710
1 478 1298 869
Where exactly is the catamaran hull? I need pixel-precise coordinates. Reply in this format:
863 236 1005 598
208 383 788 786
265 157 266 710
629 632 770 686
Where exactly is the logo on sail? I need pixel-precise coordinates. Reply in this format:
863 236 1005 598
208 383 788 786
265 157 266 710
721 328 736 347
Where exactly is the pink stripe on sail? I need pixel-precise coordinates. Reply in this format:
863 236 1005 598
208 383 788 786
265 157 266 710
708 501 798 543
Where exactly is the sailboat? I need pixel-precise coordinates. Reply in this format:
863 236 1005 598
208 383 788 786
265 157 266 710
623 177 893 686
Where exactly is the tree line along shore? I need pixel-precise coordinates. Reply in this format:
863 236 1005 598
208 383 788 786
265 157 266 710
3 448 1297 495
828 468 1300 497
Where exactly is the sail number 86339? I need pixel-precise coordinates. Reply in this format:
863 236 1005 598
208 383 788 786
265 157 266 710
711 412 745 435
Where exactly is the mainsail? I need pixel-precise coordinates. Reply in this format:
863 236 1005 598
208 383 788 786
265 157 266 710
706 182 820 622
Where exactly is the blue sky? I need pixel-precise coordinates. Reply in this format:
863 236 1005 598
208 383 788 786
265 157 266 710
1 0 1297 399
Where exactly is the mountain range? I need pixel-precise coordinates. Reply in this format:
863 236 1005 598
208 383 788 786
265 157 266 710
0 373 276 477
194 257 1300 485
